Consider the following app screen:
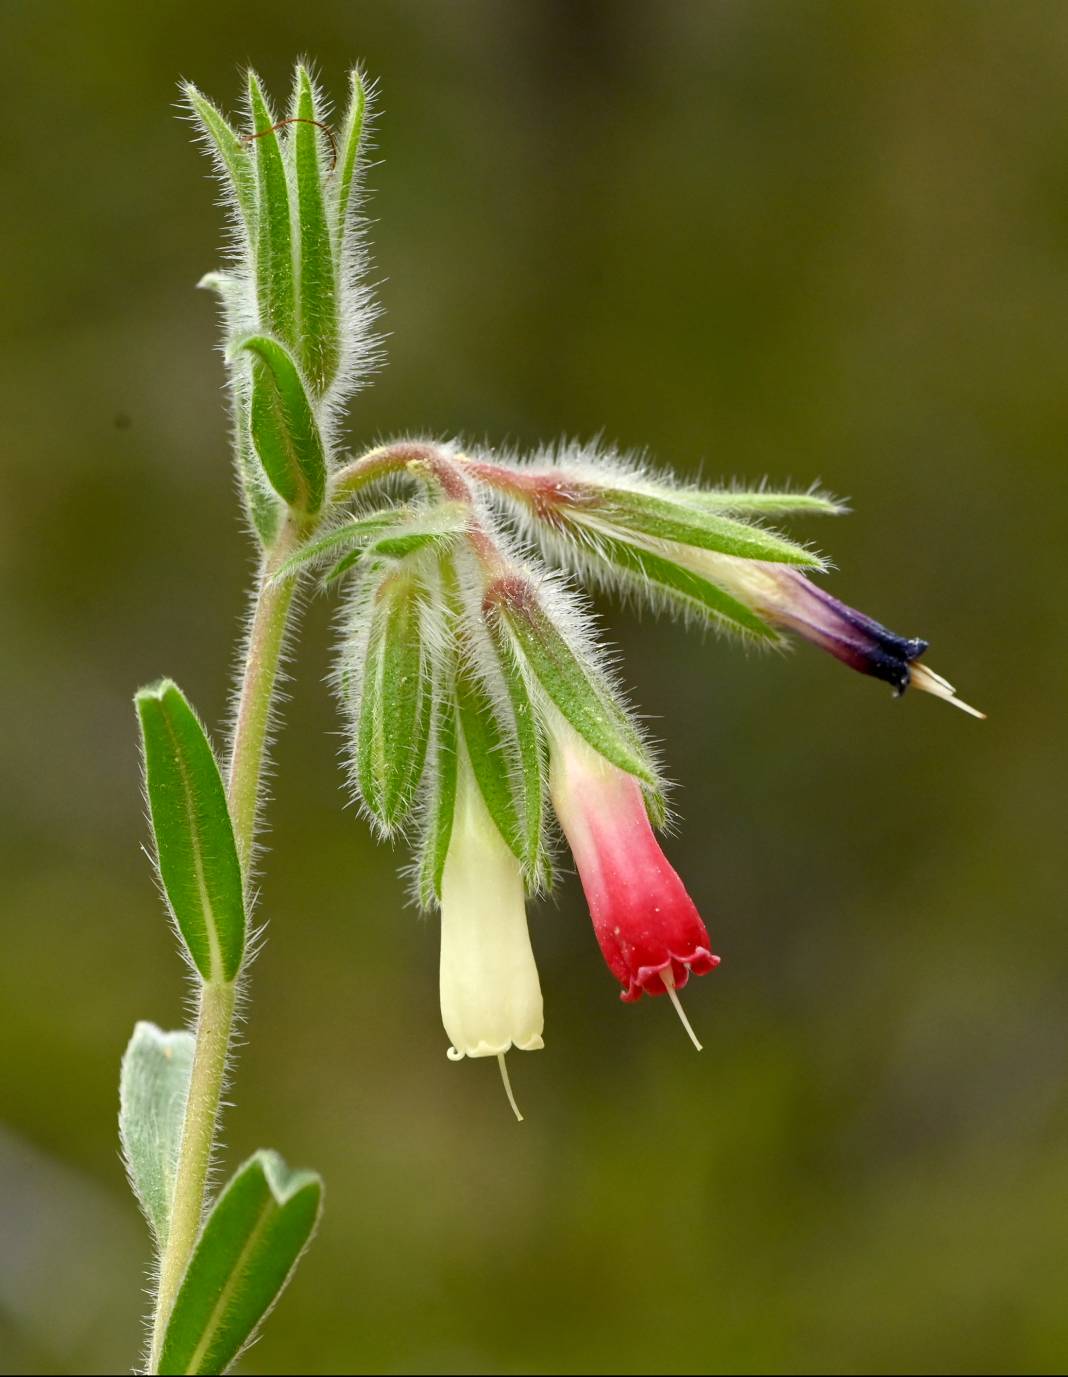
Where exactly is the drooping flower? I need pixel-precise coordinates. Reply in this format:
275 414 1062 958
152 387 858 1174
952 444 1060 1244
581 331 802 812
548 719 718 1047
438 752 544 1118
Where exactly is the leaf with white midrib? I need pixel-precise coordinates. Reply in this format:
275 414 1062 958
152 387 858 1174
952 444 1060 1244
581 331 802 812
158 1150 322 1375
135 679 245 983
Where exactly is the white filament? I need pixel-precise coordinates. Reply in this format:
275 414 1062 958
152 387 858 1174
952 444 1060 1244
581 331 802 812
497 1054 524 1123
660 965 704 1052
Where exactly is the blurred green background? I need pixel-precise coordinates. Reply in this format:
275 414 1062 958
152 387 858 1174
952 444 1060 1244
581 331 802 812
2 2 1065 1372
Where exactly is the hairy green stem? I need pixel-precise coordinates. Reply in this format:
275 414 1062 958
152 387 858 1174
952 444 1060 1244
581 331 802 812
148 980 236 1372
147 517 305 1373
227 519 304 872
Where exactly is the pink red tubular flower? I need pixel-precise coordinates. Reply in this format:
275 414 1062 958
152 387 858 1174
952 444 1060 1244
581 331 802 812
548 720 719 1032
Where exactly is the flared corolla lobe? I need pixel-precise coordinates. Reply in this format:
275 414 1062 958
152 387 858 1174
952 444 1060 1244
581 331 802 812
548 722 719 1004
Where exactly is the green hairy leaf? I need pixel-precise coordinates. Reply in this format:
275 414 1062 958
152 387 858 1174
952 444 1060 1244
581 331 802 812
119 1022 195 1249
235 405 284 547
273 508 409 581
455 661 523 859
183 85 257 234
453 643 547 883
496 591 657 788
320 504 468 585
158 1150 322 1376
335 67 369 242
418 687 458 907
247 73 296 346
583 488 826 566
196 274 284 546
593 533 780 640
239 335 327 514
494 638 548 883
356 573 432 831
136 680 246 983
379 582 432 823
372 528 455 560
354 612 386 820
689 487 844 518
292 66 339 394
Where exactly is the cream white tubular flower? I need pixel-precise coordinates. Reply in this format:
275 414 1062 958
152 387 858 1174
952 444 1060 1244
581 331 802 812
439 756 544 1118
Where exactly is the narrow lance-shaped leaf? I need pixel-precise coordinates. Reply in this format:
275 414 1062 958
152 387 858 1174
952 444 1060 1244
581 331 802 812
418 688 458 907
326 524 466 585
455 660 522 859
119 1022 195 1250
136 680 246 982
234 400 284 547
688 487 845 518
418 555 462 905
589 531 780 640
489 578 657 788
238 335 326 514
158 1150 322 1376
247 72 296 345
373 527 461 561
183 85 257 236
273 508 412 581
355 607 387 822
576 487 826 565
355 572 432 832
197 274 284 547
292 66 339 394
293 502 470 586
379 577 431 826
493 636 548 883
335 67 369 242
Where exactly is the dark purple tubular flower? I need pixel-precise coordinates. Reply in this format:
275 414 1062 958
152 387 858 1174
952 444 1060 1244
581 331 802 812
762 568 984 714
667 551 984 717
770 572 928 693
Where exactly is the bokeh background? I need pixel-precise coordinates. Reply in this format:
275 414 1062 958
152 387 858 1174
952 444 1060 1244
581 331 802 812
2 2 1065 1372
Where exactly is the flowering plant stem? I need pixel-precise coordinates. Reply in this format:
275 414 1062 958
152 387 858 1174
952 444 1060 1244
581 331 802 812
226 517 305 871
147 517 305 1372
117 66 978 1376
